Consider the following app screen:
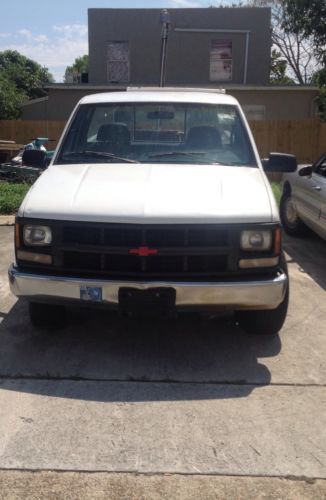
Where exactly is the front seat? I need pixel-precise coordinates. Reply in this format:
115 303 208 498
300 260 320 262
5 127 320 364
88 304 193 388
96 123 130 150
185 126 221 149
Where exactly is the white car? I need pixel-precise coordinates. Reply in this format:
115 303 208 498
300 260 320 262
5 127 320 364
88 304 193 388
280 153 326 240
8 89 297 335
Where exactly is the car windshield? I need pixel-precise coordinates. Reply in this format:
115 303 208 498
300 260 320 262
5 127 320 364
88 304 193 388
56 102 257 167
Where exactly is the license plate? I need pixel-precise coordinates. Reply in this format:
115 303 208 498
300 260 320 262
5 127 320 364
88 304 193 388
119 287 176 315
80 286 102 302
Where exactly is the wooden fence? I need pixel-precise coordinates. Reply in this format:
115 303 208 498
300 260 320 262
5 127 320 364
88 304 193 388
0 121 66 150
0 118 325 163
249 119 326 163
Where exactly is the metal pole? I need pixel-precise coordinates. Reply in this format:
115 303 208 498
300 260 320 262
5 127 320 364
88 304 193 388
159 9 170 87
244 32 250 84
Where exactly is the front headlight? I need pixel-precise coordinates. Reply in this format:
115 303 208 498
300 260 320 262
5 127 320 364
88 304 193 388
23 225 52 246
241 230 272 251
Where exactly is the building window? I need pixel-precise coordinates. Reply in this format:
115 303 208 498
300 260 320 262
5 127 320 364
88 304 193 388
242 105 266 120
107 42 130 83
210 40 232 82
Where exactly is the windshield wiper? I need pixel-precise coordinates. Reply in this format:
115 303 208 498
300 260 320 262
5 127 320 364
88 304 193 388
148 151 206 158
147 151 224 165
61 151 139 163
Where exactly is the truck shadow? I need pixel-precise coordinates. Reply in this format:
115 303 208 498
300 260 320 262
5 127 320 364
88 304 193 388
283 232 326 291
0 299 280 402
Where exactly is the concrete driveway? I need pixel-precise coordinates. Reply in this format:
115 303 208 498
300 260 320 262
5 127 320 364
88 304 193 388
0 226 325 498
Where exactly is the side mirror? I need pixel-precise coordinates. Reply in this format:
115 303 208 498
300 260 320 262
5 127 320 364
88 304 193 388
22 149 47 169
298 165 312 177
262 153 297 173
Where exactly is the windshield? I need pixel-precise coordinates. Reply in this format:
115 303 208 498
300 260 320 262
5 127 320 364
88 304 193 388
56 102 257 167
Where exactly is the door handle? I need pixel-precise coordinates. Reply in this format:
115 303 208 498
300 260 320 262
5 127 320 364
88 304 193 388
313 185 321 191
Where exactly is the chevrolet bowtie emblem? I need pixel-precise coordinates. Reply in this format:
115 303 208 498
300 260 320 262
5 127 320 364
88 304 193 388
129 246 158 257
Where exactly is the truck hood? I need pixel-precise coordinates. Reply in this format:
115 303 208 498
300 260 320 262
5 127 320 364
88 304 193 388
20 163 275 224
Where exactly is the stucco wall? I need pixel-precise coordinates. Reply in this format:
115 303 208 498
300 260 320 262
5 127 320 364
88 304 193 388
20 99 49 120
20 86 319 122
88 8 271 86
229 89 319 120
21 88 123 121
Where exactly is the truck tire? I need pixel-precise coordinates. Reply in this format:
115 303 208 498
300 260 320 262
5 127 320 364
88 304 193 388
29 302 66 329
236 255 289 336
280 190 307 237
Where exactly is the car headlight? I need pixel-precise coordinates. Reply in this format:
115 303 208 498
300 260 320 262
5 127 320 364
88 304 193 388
23 225 52 246
241 230 272 251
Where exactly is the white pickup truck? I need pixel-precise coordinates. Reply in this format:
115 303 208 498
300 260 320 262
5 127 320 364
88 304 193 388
9 88 297 335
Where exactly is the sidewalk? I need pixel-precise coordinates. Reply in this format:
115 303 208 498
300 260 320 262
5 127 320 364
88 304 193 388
0 216 15 226
0 471 325 500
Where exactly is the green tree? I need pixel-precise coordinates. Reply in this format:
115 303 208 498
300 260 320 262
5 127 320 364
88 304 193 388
311 68 326 87
64 55 89 82
249 0 317 84
270 49 295 84
311 68 326 121
0 50 54 119
282 2 326 119
284 0 326 64
0 50 54 100
0 73 25 119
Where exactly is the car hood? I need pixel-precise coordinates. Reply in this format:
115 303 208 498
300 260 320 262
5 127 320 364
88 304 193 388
20 163 275 224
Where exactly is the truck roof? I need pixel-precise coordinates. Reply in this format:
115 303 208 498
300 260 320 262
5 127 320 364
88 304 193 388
79 89 239 106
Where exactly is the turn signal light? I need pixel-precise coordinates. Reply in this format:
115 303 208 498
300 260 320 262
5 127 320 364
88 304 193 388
239 257 279 269
17 250 52 265
15 223 21 249
274 228 282 255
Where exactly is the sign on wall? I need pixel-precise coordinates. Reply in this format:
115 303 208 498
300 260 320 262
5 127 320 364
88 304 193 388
107 42 130 83
210 40 232 82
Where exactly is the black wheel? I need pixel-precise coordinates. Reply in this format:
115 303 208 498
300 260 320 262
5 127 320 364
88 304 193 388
236 255 289 336
280 189 307 237
29 302 66 329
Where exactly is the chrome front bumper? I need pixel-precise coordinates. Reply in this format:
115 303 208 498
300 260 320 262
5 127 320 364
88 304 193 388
8 264 288 311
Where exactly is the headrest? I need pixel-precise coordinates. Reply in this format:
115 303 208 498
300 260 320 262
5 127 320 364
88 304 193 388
186 126 221 149
97 123 130 145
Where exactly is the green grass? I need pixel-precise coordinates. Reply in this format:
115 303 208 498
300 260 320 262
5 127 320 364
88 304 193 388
271 182 281 206
0 183 31 214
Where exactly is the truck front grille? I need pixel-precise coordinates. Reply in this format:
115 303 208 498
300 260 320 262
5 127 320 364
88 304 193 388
58 223 233 280
62 225 229 248
16 220 280 281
